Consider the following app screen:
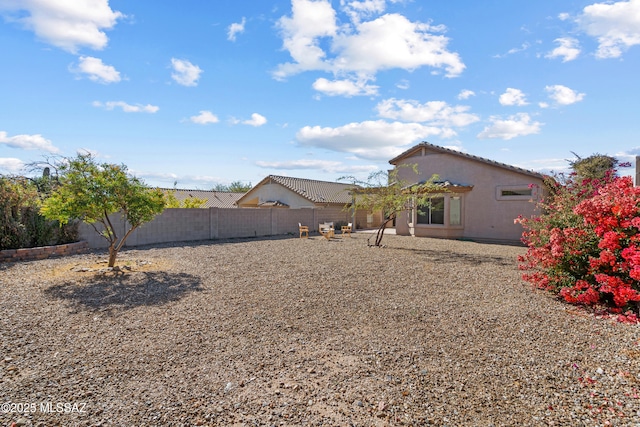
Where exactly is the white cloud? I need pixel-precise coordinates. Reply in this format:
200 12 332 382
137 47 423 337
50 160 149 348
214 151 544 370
189 111 219 125
0 157 25 173
243 113 267 127
0 0 123 53
274 0 338 78
312 77 378 96
135 171 227 188
331 14 465 77
396 79 410 90
341 0 387 23
170 58 203 87
546 37 581 62
578 0 640 58
255 158 377 173
477 113 542 140
0 131 59 153
613 148 640 177
493 42 530 58
296 120 455 160
227 17 246 41
518 157 573 174
376 98 479 127
545 85 585 105
93 101 159 113
499 88 528 106
457 89 475 100
274 1 465 94
71 56 121 83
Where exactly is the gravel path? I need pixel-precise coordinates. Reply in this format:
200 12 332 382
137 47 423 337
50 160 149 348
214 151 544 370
1 233 639 426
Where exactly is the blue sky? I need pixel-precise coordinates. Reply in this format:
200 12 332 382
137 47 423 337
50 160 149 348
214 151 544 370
1 0 639 189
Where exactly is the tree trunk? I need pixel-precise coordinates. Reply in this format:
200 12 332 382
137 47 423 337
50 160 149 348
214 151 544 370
368 214 395 247
108 245 118 268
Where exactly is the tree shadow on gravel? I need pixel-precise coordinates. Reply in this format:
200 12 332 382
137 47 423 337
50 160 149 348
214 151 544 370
391 247 515 267
43 271 203 314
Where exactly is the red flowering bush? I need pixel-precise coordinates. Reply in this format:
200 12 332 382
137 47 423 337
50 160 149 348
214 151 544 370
517 170 640 322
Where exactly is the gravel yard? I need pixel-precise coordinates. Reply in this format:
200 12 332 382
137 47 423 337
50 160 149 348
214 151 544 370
1 233 640 426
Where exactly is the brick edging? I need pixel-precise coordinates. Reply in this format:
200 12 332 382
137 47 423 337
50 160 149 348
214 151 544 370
0 241 89 263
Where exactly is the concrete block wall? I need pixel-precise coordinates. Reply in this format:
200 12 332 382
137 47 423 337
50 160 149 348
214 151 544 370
216 208 271 239
130 208 211 245
78 207 359 249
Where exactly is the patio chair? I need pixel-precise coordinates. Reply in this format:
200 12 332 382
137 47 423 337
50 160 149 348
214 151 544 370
341 222 352 237
318 222 334 240
298 223 309 238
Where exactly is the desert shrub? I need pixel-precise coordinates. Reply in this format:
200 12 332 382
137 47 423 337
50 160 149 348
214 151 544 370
0 175 77 250
517 169 640 323
0 176 38 249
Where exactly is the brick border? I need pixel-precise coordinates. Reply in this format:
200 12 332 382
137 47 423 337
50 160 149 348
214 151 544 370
0 241 89 263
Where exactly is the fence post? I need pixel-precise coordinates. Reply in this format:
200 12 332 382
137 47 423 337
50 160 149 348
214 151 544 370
210 207 219 239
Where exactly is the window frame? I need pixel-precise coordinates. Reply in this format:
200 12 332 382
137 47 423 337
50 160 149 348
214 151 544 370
412 194 464 229
416 196 445 225
495 185 536 201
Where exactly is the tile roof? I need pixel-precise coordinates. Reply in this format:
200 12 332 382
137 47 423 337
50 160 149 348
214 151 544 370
165 189 243 208
389 142 545 180
257 175 359 204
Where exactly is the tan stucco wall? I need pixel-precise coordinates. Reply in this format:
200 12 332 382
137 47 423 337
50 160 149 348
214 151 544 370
238 182 315 208
394 151 544 242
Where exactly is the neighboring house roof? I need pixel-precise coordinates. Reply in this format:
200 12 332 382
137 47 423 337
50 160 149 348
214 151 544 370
237 175 359 206
389 142 545 180
166 189 244 208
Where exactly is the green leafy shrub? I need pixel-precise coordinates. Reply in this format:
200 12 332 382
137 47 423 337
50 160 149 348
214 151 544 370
0 175 78 250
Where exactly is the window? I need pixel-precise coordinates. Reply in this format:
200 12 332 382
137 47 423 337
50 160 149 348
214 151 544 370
496 185 536 201
449 196 461 226
413 194 465 229
501 188 531 197
417 197 445 225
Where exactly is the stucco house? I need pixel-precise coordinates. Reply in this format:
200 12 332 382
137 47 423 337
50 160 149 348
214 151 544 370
236 175 382 229
389 142 546 243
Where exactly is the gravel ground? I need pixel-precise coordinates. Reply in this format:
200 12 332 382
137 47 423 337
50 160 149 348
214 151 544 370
1 232 640 427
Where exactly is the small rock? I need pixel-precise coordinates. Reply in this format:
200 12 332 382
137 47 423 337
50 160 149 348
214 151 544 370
354 400 364 407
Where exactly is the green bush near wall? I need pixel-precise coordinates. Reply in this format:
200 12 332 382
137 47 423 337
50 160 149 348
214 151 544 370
0 176 78 250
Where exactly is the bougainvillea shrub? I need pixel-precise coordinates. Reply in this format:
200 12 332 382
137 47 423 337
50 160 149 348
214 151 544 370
517 170 640 323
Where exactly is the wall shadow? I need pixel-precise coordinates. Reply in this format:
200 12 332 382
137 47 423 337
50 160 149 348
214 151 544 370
44 271 203 314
